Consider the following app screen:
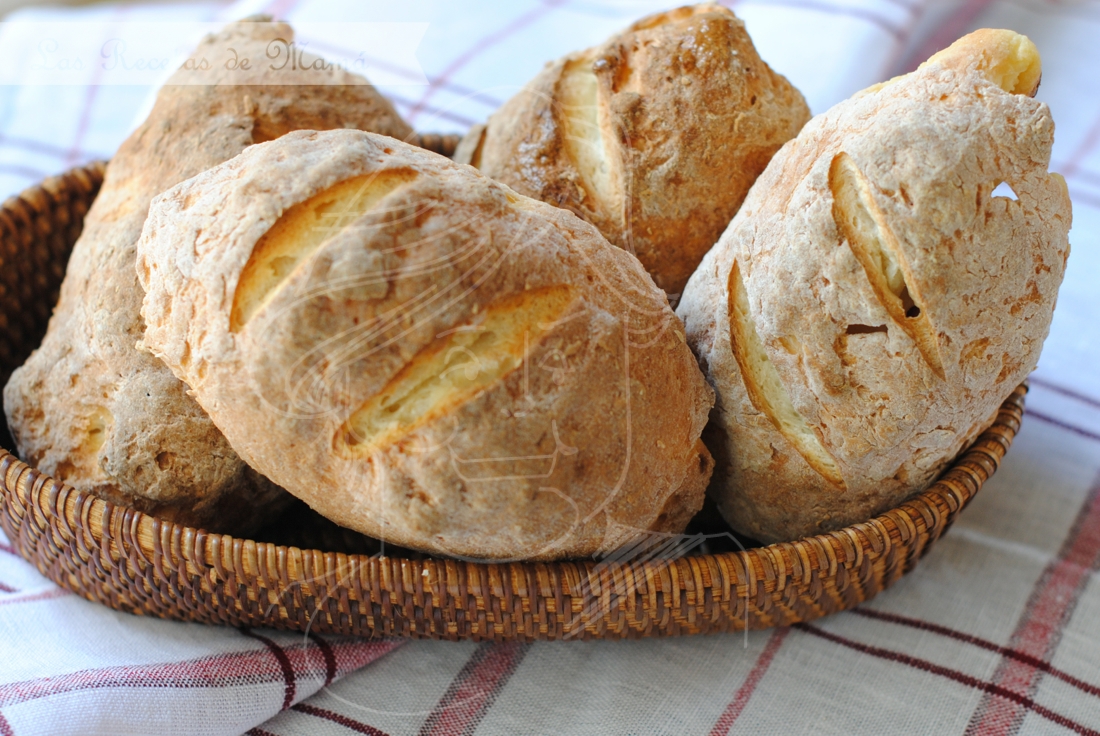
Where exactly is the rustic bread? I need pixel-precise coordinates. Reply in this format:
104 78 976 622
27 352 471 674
136 129 714 561
455 3 810 297
677 30 1072 544
3 18 413 533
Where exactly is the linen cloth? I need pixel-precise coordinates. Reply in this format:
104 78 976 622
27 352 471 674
1 0 1099 733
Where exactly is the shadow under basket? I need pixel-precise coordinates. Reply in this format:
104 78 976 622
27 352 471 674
0 154 1026 642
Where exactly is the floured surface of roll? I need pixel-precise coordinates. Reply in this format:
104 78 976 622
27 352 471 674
138 130 714 560
457 3 810 296
678 30 1071 544
2 18 412 533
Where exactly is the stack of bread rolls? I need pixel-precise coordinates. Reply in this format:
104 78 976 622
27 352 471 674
2 8 1073 558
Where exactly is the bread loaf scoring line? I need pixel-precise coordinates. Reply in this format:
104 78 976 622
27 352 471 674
559 51 624 232
829 151 946 380
253 224 503 419
727 260 846 488
338 285 579 453
231 169 420 332
235 177 534 421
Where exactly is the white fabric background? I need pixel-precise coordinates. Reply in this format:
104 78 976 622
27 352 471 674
1 0 1099 734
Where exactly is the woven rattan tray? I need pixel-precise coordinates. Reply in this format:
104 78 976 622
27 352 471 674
0 149 1025 641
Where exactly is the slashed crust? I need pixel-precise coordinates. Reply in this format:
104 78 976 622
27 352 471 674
677 30 1071 544
137 129 715 561
2 18 412 533
458 3 810 296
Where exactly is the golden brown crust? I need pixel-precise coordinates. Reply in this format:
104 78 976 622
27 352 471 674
137 130 715 561
923 29 1042 96
458 3 810 296
677 30 1071 544
2 19 413 533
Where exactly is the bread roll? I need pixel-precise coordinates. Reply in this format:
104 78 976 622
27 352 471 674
455 3 810 296
137 129 714 561
677 30 1071 544
3 19 413 533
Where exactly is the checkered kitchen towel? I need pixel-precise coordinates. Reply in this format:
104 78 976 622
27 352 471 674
1 0 1100 734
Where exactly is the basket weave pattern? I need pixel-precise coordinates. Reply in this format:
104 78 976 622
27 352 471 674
0 159 1024 641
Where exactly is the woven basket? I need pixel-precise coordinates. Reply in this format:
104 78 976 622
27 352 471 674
0 150 1025 642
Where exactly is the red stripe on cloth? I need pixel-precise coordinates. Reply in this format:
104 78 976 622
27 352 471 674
739 0 902 40
881 0 920 11
298 38 503 110
307 633 337 688
0 542 16 556
328 639 404 676
247 636 399 681
878 0 935 80
261 0 303 20
1061 112 1100 179
1029 377 1100 413
851 608 1100 699
417 642 531 736
900 0 997 72
66 8 129 168
1064 186 1100 212
1025 409 1100 444
383 92 479 128
0 589 68 607
796 624 1100 736
0 649 290 707
966 470 1100 735
292 703 391 736
709 627 791 736
1064 166 1100 191
0 163 49 181
0 638 392 708
0 582 18 594
241 629 297 710
0 134 105 163
246 729 280 736
0 711 13 736
1062 170 1100 209
407 0 568 124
